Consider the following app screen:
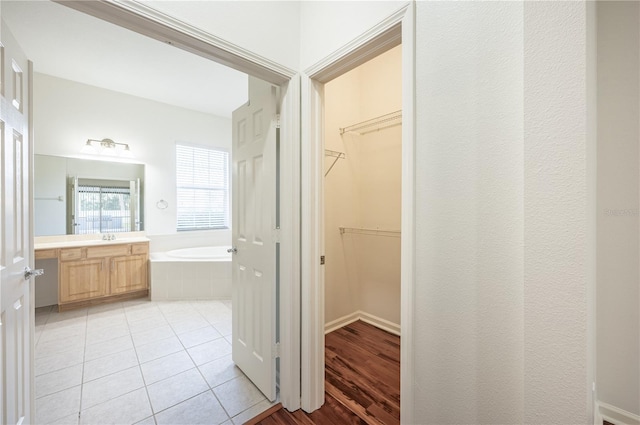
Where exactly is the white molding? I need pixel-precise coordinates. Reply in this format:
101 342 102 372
325 311 401 336
324 312 360 335
399 3 416 425
304 5 405 83
300 2 414 419
598 401 640 425
359 311 401 337
277 77 301 411
54 0 295 85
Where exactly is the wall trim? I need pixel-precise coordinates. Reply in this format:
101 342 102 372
598 401 640 425
300 3 414 420
55 0 295 85
324 311 401 336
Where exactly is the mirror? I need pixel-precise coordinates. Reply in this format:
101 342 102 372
34 154 145 236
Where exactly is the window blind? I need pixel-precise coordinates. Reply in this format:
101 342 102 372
176 144 229 231
76 185 132 234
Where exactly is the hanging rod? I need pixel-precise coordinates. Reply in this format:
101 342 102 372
339 226 401 238
340 110 402 135
35 196 64 202
324 149 345 177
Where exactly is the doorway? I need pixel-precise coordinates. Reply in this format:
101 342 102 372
322 45 402 423
300 3 415 419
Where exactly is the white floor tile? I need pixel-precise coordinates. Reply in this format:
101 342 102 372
135 336 184 364
83 349 138 383
140 351 195 385
36 349 85 376
128 316 168 334
212 321 232 337
155 391 228 425
81 366 145 410
187 338 232 366
213 375 266 418
33 299 255 425
131 324 175 347
146 368 208 413
177 326 222 349
230 399 275 425
134 416 156 425
36 364 83 399
85 322 130 346
36 385 81 424
84 335 134 362
198 355 242 389
79 387 152 425
169 317 210 335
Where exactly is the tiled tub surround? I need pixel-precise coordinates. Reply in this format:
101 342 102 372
34 300 274 425
150 250 231 301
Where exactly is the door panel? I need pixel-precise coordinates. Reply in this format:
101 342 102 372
0 20 33 425
232 77 278 401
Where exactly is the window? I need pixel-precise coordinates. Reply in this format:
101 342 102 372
176 143 229 231
75 180 136 234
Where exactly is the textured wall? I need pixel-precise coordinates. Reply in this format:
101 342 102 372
414 2 524 422
596 1 640 416
414 1 591 422
523 2 589 422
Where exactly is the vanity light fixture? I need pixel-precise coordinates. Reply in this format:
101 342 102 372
81 138 134 158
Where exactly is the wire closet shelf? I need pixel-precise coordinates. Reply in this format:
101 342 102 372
339 227 401 238
339 110 402 136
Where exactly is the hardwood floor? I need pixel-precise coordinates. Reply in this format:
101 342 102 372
247 320 400 425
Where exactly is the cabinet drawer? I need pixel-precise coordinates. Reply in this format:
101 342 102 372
35 248 58 260
131 243 148 255
60 248 83 261
86 244 130 259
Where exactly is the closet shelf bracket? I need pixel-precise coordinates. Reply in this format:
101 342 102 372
339 110 402 136
324 149 346 177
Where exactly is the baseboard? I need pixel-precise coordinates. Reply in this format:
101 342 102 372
325 310 400 336
599 401 640 425
325 311 361 334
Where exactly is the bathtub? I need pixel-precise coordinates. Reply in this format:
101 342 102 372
150 246 232 301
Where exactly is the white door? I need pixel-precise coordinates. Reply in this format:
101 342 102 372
0 20 34 425
231 77 278 401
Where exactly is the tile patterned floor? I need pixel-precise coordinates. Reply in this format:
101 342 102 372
34 299 274 425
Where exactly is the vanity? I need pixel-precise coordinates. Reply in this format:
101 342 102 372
34 154 148 311
35 235 150 311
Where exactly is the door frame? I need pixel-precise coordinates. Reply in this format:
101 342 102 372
300 3 416 420
49 0 303 412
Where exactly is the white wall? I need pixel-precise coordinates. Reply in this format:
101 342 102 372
324 46 402 327
33 72 234 245
299 1 404 70
142 1 301 71
412 1 593 423
597 1 640 417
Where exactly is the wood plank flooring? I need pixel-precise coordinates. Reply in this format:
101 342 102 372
247 320 400 425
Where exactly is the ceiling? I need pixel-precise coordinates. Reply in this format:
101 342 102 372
1 1 248 118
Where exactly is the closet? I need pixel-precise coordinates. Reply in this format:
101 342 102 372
323 45 402 336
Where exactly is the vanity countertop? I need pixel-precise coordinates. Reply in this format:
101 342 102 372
35 232 149 250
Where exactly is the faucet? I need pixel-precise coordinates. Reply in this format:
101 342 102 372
102 233 116 241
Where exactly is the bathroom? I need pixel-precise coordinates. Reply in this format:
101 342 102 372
4 1 277 423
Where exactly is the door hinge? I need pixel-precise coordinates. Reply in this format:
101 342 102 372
276 114 281 129
320 255 325 265
273 227 281 243
273 342 281 359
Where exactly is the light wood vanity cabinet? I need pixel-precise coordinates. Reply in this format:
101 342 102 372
57 242 149 309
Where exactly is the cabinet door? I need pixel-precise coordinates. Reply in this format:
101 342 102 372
110 254 148 294
60 259 108 303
